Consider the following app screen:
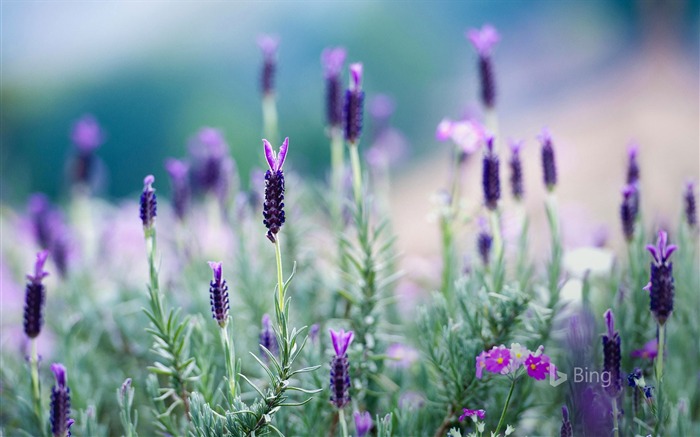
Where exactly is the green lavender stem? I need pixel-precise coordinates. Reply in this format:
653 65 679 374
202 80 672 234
30 338 43 432
612 398 620 437
654 322 666 434
330 127 345 215
494 378 516 436
439 147 463 298
349 143 363 207
262 94 279 146
220 325 237 399
338 408 349 437
274 238 285 312
489 208 505 292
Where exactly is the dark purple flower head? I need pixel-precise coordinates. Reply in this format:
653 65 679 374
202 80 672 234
644 230 676 325
139 175 157 229
626 142 640 185
50 363 72 437
71 114 103 153
259 313 279 360
353 411 373 437
685 181 697 228
538 128 557 191
208 261 229 328
24 251 49 338
344 63 365 144
482 135 500 210
258 34 279 95
560 406 573 437
601 309 622 398
477 217 493 266
329 328 353 409
322 47 347 127
329 329 354 356
459 408 486 422
165 158 191 221
188 127 232 198
466 25 500 57
508 139 524 201
620 184 639 242
262 138 288 243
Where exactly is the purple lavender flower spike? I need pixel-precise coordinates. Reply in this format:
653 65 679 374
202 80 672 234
165 158 190 222
344 63 365 145
208 261 229 328
644 230 676 325
139 175 157 230
538 128 557 191
71 114 103 152
50 363 72 437
620 184 638 242
685 181 697 229
560 406 573 437
467 25 500 108
601 309 622 398
28 194 53 249
259 313 278 361
508 139 524 201
258 34 279 95
329 329 353 408
477 217 492 266
262 138 288 243
626 142 640 185
482 135 500 210
353 411 372 437
322 47 347 128
188 127 230 196
24 250 49 338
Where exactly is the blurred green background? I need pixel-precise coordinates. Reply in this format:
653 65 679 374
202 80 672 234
2 1 699 204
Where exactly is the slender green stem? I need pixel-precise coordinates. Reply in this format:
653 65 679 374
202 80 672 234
330 127 345 209
494 378 516 435
262 94 279 146
30 338 43 431
612 397 620 437
349 143 363 207
655 323 665 383
220 325 236 399
338 408 348 437
274 238 285 312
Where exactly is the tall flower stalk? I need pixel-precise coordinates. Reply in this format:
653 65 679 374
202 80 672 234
344 62 365 206
24 250 49 426
602 310 622 437
208 261 237 399
467 25 500 135
322 47 348 218
259 35 280 145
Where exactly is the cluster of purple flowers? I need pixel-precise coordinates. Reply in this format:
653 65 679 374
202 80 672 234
475 343 556 381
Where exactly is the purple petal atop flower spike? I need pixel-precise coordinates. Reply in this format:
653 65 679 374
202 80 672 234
467 25 500 57
28 250 50 284
349 63 363 91
322 47 347 79
257 34 279 60
353 411 373 437
646 230 676 264
263 138 288 172
71 114 103 152
208 261 222 285
51 363 67 387
329 329 354 356
604 309 615 338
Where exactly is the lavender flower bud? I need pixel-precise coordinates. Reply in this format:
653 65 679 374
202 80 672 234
259 314 278 360
560 406 572 437
477 217 492 266
28 194 53 249
139 175 157 230
165 158 190 222
644 231 676 325
482 136 500 210
71 114 103 185
50 363 72 437
322 47 347 128
508 139 524 201
258 35 279 96
188 128 231 196
208 262 229 328
626 143 639 185
329 329 353 409
262 138 288 243
620 184 639 242
353 411 373 437
344 63 364 144
466 25 500 109
538 128 557 191
685 181 697 229
24 251 49 338
601 309 622 398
